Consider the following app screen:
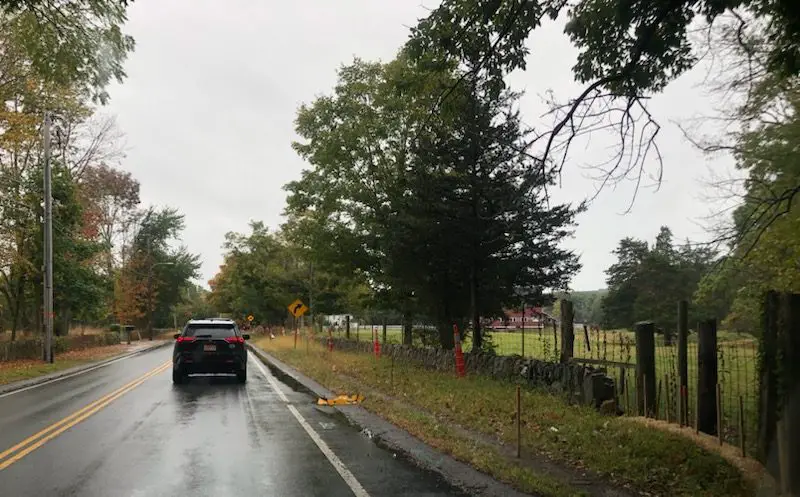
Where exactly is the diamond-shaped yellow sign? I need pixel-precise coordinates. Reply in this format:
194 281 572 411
287 299 308 318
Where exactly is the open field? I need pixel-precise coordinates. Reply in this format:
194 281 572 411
331 324 760 454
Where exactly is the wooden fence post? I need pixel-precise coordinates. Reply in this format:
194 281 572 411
635 321 656 417
583 324 591 352
559 300 575 363
677 300 689 426
697 318 718 436
382 319 387 344
777 292 800 493
552 320 558 358
757 291 779 464
345 315 351 340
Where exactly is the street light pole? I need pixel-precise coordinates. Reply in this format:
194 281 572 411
43 112 54 363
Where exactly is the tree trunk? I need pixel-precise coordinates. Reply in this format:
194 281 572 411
401 292 413 345
470 264 482 350
438 322 455 349
10 276 23 342
402 312 412 346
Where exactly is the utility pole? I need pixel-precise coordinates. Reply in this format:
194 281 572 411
146 237 153 341
43 112 54 363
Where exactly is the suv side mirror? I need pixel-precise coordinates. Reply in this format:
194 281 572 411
242 334 250 340
173 333 180 340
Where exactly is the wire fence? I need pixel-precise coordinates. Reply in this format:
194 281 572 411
480 326 759 455
327 318 760 458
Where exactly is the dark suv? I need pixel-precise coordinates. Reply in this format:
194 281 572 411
172 318 250 384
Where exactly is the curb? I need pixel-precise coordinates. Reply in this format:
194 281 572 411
0 340 171 396
247 343 535 497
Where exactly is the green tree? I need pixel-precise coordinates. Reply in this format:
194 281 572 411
286 54 580 348
284 56 446 343
173 284 215 325
208 222 362 326
552 290 607 324
602 227 715 334
694 83 800 334
116 207 200 337
406 0 800 210
1 0 135 103
602 237 649 329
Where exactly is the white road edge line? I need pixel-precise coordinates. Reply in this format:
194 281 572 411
0 347 156 399
249 352 371 497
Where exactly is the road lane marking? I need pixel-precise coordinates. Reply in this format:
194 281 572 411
0 345 168 399
0 359 170 461
249 353 370 497
0 361 170 470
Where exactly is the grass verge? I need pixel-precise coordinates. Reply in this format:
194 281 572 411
255 335 753 497
0 344 132 385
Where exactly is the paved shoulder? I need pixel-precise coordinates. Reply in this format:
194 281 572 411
249 345 531 497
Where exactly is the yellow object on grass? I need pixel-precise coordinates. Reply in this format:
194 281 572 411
317 394 365 406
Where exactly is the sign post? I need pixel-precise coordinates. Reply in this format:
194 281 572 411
287 299 309 350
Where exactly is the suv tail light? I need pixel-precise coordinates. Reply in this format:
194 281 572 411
176 336 196 343
224 336 245 344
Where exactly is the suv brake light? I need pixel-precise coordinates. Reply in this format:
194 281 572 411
176 336 196 343
224 336 245 344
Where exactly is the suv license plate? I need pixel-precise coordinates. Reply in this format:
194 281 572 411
203 344 216 352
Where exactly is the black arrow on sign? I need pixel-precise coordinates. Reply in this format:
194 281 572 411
293 303 303 315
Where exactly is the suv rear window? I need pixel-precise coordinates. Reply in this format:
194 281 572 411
184 324 236 338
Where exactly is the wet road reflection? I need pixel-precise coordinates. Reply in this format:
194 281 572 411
0 348 464 497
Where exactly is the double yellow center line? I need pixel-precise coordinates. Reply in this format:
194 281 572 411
0 360 170 471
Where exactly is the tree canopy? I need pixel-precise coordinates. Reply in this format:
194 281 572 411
275 53 581 349
0 0 200 342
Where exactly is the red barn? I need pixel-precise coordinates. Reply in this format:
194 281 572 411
484 307 555 331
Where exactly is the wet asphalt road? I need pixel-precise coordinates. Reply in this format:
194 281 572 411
0 346 464 497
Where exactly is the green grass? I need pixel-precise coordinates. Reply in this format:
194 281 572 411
256 335 754 497
336 324 760 454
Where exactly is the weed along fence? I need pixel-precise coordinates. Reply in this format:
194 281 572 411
330 291 799 492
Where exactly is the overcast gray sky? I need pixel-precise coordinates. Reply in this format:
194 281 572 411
105 0 735 292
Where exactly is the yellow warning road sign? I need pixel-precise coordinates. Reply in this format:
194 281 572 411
247 315 254 322
287 299 309 318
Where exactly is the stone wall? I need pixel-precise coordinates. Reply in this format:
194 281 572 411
321 337 617 409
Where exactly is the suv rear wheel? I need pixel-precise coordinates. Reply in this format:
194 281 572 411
172 369 185 384
236 370 247 383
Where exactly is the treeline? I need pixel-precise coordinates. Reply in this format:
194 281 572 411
210 0 799 349
600 227 716 333
0 1 200 340
209 56 583 349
